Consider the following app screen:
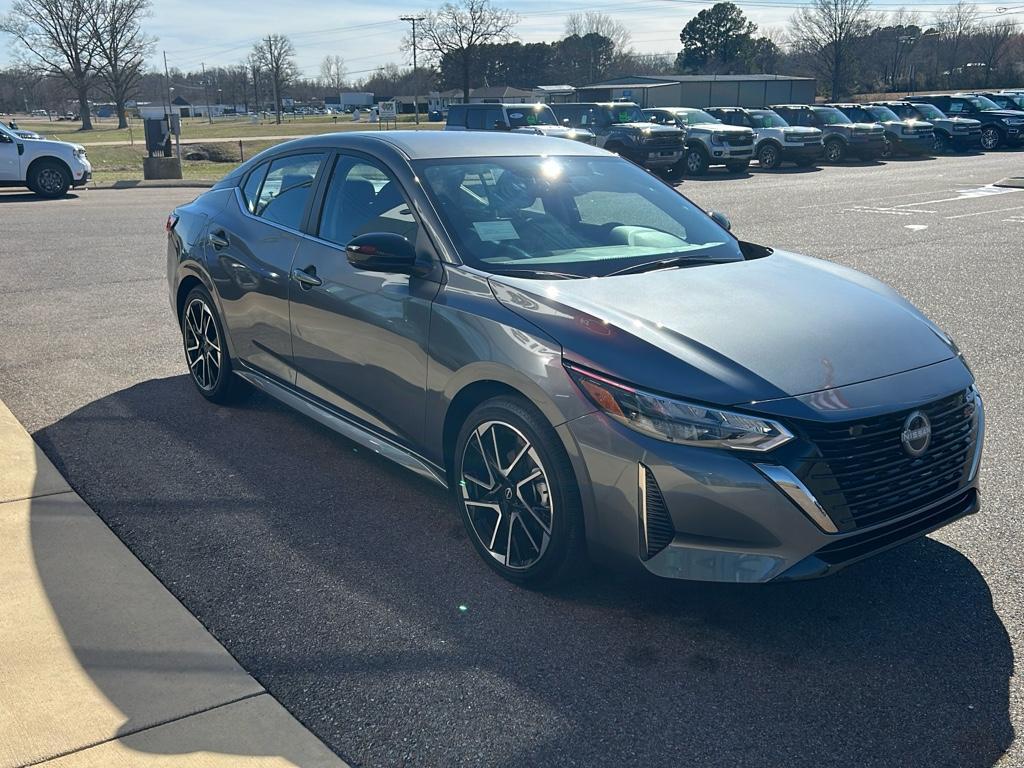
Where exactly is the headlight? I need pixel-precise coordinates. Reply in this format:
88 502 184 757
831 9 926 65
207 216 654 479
782 131 802 142
1003 118 1024 126
566 364 793 451
73 147 87 158
710 133 727 145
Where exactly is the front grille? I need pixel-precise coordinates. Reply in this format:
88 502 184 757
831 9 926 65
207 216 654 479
640 465 675 559
645 135 683 149
815 488 977 566
795 389 978 532
726 133 754 147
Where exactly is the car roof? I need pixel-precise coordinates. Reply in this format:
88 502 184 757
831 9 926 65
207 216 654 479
554 102 639 108
458 102 550 109
278 130 608 160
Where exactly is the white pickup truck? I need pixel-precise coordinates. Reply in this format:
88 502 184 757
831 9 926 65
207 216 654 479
0 121 92 197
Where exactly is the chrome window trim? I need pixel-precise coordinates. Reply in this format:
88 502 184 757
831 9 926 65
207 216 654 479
755 463 840 534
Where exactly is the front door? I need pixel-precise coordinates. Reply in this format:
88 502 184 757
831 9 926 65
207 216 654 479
209 151 327 383
0 125 21 181
289 153 440 447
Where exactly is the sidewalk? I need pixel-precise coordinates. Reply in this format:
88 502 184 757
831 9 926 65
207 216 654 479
0 400 349 768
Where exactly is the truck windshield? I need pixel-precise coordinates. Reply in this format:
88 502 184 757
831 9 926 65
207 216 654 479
868 106 901 122
912 103 946 120
968 95 1001 111
679 110 720 125
750 111 788 128
608 105 647 124
507 106 558 127
816 108 853 125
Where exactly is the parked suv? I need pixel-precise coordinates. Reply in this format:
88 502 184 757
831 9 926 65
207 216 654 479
990 92 1024 110
445 103 596 144
643 107 754 175
550 102 684 172
908 94 1024 150
829 103 934 157
0 120 91 197
772 104 886 163
706 107 822 169
868 100 982 153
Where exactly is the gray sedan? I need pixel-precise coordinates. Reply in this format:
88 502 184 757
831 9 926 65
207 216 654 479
166 131 983 587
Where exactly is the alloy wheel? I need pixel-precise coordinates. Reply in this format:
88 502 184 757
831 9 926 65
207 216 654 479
759 145 778 169
38 167 65 195
980 127 999 150
459 420 553 570
825 141 843 162
685 150 704 174
183 297 222 391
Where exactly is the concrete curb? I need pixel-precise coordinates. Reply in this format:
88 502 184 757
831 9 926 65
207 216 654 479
0 398 348 768
90 179 216 190
994 177 1024 189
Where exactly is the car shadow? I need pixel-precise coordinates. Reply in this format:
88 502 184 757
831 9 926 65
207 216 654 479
750 164 825 175
0 191 81 202
32 375 1015 768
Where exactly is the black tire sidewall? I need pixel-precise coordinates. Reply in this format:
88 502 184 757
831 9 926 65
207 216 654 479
758 143 780 169
30 161 70 198
452 397 585 586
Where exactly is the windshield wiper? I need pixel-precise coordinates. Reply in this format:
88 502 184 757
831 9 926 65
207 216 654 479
606 256 721 277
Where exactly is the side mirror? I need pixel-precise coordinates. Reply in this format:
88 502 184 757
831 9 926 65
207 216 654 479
0 132 11 143
562 118 571 127
346 232 418 274
493 120 511 131
710 211 732 232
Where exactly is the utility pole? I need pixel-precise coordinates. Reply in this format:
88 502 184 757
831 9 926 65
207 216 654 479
202 62 212 124
163 51 172 114
401 15 426 126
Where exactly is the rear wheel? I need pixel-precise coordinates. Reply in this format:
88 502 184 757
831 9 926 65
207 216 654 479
181 286 249 404
757 142 782 170
683 145 709 176
28 160 70 198
980 125 1002 151
453 396 586 587
823 138 846 163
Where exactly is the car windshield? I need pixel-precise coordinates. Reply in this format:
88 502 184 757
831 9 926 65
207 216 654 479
680 109 720 125
842 106 876 122
816 108 853 125
607 105 647 124
751 110 788 128
969 95 1001 110
416 155 742 278
507 105 557 128
913 103 946 120
868 106 901 122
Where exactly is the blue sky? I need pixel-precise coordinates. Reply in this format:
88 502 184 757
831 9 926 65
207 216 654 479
0 0 1014 79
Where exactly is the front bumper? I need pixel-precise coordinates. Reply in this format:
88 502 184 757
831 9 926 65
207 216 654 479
709 145 753 163
779 142 823 160
891 134 934 155
949 131 983 150
640 148 683 168
849 136 886 157
71 158 92 186
562 361 982 584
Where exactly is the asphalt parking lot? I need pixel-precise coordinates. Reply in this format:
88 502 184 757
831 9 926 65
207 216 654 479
1 152 1021 767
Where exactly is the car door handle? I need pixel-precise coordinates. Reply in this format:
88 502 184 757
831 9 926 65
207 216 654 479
208 230 229 249
293 266 323 288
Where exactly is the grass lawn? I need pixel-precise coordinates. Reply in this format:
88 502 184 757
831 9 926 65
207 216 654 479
19 114 443 145
84 139 283 182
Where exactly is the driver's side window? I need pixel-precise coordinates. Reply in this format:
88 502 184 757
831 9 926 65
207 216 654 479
317 155 417 247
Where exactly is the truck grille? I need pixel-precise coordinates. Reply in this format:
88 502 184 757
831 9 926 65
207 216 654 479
725 133 754 147
645 135 683 149
794 389 978 532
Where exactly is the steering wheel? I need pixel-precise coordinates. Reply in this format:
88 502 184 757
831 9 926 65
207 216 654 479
493 171 537 212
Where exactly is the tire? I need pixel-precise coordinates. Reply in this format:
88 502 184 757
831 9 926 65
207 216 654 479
725 160 749 173
757 142 782 170
823 138 846 163
881 137 894 158
27 160 71 198
181 285 249 404
453 396 587 587
661 164 685 183
683 145 709 176
933 133 951 154
980 125 1002 151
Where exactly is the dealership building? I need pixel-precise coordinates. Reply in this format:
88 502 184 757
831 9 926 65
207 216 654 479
574 74 817 108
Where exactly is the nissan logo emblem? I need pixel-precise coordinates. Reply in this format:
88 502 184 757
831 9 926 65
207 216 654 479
901 410 932 457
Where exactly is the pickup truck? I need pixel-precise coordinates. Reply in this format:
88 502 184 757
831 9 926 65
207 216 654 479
771 104 886 163
643 107 754 175
550 102 685 175
705 106 822 169
0 121 92 197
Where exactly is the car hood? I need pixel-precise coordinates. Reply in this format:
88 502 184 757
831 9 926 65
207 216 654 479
619 122 684 135
518 125 594 139
488 251 957 406
689 122 752 134
31 137 80 153
778 126 820 136
980 108 1024 119
941 117 981 127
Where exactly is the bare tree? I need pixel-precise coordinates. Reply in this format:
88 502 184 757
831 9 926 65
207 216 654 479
972 20 1013 87
1 0 100 129
88 0 154 128
319 54 346 92
564 11 632 52
790 0 874 99
416 0 518 101
934 0 979 86
254 34 296 124
246 51 262 113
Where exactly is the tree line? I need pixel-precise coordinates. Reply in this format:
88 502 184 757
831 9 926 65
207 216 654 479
2 0 1022 130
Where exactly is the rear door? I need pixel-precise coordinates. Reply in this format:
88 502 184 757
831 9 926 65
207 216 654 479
0 124 21 181
288 152 441 447
208 151 327 383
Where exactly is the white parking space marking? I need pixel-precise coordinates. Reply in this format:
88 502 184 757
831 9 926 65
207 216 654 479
895 184 1017 208
944 204 1024 220
905 224 929 231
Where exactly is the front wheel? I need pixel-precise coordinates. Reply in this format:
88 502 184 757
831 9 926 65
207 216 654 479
823 139 846 163
28 160 71 198
980 126 1002 151
181 286 249 404
453 396 587 587
933 133 951 154
881 137 894 158
757 143 782 170
683 146 709 176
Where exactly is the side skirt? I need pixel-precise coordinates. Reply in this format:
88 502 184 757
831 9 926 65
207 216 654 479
234 367 449 489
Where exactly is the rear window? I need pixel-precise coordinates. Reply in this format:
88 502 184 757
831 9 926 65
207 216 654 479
254 153 325 230
241 162 269 213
